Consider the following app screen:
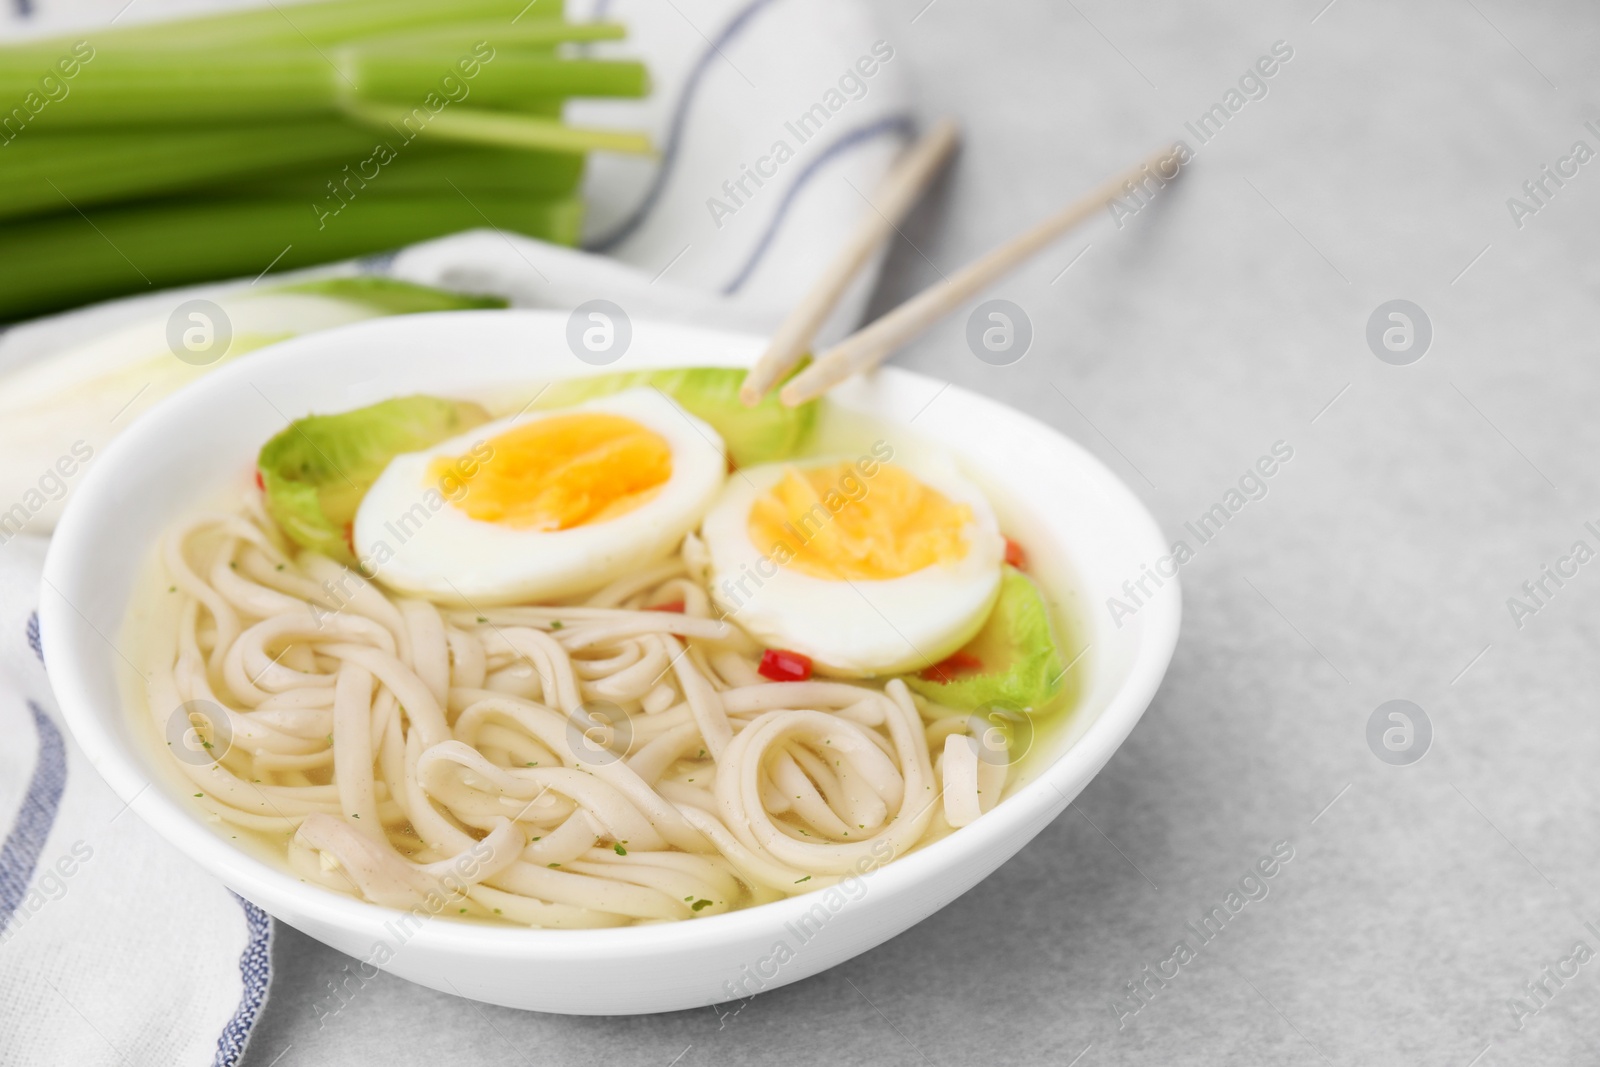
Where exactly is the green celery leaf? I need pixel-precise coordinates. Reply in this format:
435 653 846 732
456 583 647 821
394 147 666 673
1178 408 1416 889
258 395 489 564
538 366 815 467
905 566 1065 713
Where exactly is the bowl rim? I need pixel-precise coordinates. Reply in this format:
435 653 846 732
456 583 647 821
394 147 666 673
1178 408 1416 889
39 308 1180 961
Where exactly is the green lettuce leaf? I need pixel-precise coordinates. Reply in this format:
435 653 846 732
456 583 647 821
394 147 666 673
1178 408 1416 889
538 366 815 467
259 395 489 563
905 566 1065 713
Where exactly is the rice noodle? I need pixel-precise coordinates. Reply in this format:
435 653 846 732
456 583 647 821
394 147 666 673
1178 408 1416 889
140 504 1012 927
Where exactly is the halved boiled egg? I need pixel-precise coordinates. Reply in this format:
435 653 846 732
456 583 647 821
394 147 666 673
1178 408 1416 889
354 388 725 604
700 452 1005 676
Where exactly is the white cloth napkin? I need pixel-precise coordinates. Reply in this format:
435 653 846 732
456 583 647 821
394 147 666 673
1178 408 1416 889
0 0 912 1063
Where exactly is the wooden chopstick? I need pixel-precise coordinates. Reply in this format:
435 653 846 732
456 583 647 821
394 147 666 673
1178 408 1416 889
739 118 961 407
778 142 1185 407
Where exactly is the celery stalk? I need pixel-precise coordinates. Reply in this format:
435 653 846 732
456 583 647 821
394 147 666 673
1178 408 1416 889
337 20 625 52
227 147 585 200
343 52 650 105
0 51 648 128
0 195 582 321
3 0 559 51
0 122 380 221
343 101 654 156
0 51 332 122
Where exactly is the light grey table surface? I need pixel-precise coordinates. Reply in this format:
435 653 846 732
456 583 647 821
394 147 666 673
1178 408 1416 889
242 1 1600 1063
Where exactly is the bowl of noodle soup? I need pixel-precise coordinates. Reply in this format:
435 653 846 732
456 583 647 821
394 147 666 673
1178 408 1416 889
40 309 1179 1014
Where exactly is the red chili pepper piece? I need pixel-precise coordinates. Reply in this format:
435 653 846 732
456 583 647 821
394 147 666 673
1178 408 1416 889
1004 536 1028 570
650 600 686 613
919 650 984 684
758 648 813 682
342 521 355 552
254 469 265 492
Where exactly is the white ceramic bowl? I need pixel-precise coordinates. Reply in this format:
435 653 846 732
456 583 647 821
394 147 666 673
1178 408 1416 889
40 310 1180 1015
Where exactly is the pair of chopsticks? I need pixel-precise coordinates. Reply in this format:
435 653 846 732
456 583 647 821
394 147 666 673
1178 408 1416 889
739 121 1184 408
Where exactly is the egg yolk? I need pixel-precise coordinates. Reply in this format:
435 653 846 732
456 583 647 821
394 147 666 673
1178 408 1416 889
431 413 672 530
747 462 971 581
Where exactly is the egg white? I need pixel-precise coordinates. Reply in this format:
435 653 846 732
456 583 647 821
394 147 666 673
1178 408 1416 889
354 388 726 605
701 454 1005 677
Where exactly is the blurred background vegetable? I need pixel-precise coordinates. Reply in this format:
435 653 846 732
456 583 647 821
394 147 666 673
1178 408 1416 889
0 0 651 320
0 277 505 535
